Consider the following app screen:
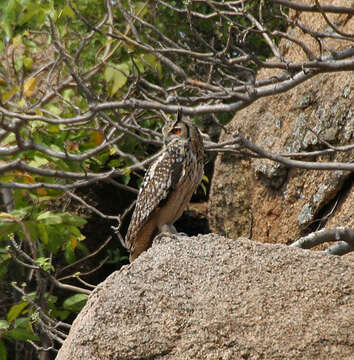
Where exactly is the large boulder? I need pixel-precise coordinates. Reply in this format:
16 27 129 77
57 234 354 360
208 1 353 244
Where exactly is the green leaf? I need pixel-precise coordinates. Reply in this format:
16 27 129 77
107 158 124 168
123 174 131 185
0 223 18 239
7 302 29 322
134 1 148 17
133 56 145 73
121 167 132 177
60 4 75 18
6 207 31 219
45 103 62 116
14 317 30 329
0 175 16 184
47 295 58 308
69 225 85 240
104 63 130 96
0 248 10 255
23 57 33 71
18 3 42 26
50 309 70 321
3 328 39 342
47 227 64 254
76 241 89 256
61 213 87 227
14 55 24 71
140 54 162 77
48 124 60 133
62 294 88 313
0 320 9 331
37 223 48 245
20 292 35 303
35 257 54 272
105 248 128 264
62 88 74 100
0 339 7 360
1 85 18 103
200 182 207 196
37 211 63 225
1 0 20 38
64 238 76 264
28 156 49 168
0 133 15 146
37 211 86 227
22 220 38 242
0 248 11 280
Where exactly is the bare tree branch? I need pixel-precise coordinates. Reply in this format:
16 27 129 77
290 228 354 255
270 0 354 15
234 133 354 171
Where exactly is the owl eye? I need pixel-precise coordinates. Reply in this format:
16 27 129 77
171 127 182 135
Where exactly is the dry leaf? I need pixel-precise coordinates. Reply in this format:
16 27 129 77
23 77 37 98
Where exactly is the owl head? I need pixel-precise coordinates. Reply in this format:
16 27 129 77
162 110 192 145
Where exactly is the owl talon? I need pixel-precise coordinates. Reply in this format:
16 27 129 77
154 232 170 242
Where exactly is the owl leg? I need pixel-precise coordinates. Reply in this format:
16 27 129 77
160 224 188 236
159 223 177 234
153 223 178 244
158 224 189 237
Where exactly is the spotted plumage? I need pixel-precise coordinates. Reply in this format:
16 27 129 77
125 111 204 262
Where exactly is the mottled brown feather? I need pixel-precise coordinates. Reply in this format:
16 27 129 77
125 149 184 250
125 115 204 262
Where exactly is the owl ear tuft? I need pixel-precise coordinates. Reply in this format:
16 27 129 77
177 107 183 123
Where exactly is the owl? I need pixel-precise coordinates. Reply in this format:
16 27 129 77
125 111 205 262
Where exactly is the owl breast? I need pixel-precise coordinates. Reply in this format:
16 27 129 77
154 143 203 228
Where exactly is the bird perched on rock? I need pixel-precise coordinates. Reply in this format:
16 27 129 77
125 111 205 262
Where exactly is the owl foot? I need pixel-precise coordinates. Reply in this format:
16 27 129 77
154 231 178 243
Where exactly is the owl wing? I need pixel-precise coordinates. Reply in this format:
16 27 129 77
124 150 184 250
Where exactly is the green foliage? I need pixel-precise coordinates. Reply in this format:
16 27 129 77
7 302 29 322
0 248 11 280
105 248 129 264
0 207 88 356
0 315 39 350
0 339 7 360
35 257 54 272
0 320 9 331
0 210 87 257
62 294 88 313
104 63 130 97
0 0 58 39
200 175 209 196
3 327 39 342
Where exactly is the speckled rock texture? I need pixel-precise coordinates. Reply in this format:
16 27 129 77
208 1 353 245
56 234 354 360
